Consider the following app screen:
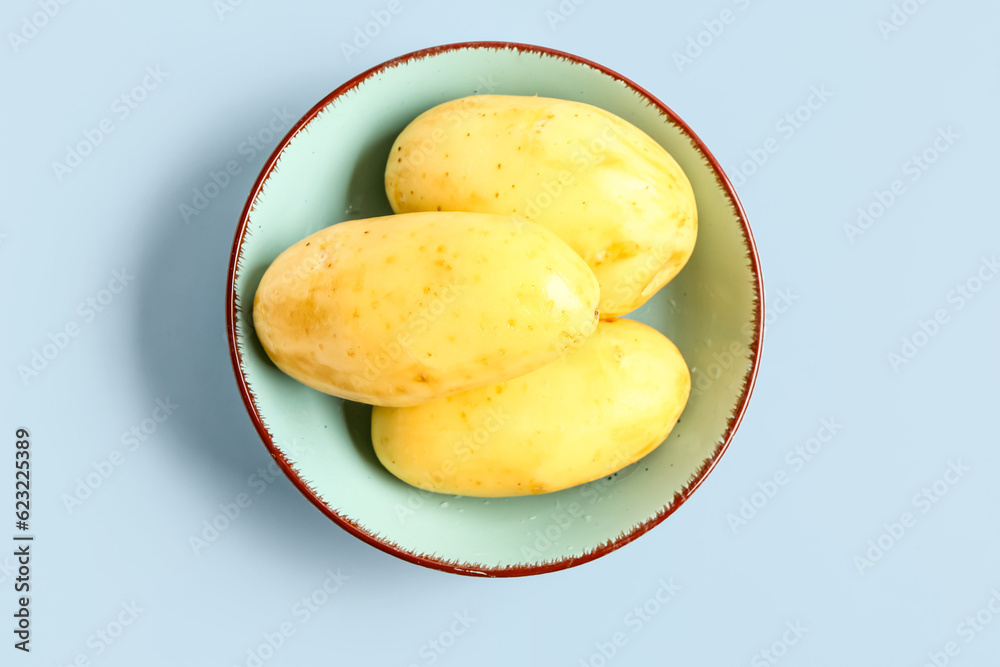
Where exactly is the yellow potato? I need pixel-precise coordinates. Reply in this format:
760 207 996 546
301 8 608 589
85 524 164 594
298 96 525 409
253 212 599 407
372 318 690 496
385 94 697 317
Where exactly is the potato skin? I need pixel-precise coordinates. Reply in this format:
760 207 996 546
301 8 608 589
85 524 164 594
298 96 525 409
252 212 599 407
385 95 697 317
371 319 690 496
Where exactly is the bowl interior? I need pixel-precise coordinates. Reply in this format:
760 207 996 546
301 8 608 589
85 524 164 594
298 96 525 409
230 43 761 575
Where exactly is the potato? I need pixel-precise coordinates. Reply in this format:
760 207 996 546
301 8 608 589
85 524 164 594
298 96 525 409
253 211 599 407
371 318 690 496
385 95 697 317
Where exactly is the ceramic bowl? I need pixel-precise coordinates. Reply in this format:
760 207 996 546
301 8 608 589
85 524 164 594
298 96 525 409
227 41 763 576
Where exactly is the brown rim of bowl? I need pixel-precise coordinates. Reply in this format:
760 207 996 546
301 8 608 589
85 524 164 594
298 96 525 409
226 40 764 578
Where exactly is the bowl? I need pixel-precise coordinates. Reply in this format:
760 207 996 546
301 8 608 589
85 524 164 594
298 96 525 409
226 41 763 577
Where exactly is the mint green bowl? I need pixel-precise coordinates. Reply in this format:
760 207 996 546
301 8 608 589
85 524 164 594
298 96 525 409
226 42 763 577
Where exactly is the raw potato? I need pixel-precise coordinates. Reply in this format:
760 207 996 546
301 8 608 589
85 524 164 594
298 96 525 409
371 319 690 496
385 94 697 317
253 212 599 407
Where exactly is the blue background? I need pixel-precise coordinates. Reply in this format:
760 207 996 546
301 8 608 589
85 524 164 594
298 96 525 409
2 0 999 665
